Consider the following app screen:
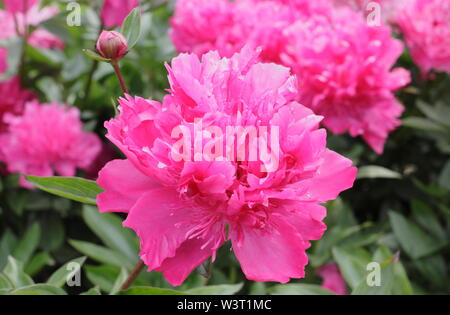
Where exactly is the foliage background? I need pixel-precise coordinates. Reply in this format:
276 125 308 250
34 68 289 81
0 0 449 295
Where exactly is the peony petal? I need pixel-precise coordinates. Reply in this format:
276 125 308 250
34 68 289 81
97 159 160 213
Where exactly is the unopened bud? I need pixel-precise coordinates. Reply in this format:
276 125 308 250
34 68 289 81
96 30 128 62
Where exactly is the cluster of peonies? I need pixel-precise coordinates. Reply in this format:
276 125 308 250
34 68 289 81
170 0 411 154
398 0 450 75
97 47 357 286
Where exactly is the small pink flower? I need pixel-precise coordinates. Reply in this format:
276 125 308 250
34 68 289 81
101 0 139 28
0 102 101 188
317 263 348 295
398 0 450 75
96 31 128 62
282 8 410 153
97 47 357 286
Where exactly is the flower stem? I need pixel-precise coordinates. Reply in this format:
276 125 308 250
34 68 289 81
120 260 145 291
112 61 129 95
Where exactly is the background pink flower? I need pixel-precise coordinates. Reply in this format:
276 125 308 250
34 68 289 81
281 8 410 153
0 102 101 188
0 0 64 50
97 47 357 286
101 0 139 28
2 0 38 13
398 0 450 75
317 263 348 295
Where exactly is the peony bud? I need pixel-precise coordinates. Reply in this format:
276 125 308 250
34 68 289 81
95 31 128 62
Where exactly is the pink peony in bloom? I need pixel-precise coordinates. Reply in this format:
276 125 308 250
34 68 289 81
97 47 357 286
281 8 410 154
398 0 450 75
170 0 330 62
0 102 101 188
317 263 348 295
0 0 64 50
101 0 139 28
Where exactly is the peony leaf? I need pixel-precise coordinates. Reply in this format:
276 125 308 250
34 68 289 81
120 8 141 49
25 176 103 205
47 256 86 288
119 286 188 295
186 283 243 295
268 284 333 295
357 166 401 179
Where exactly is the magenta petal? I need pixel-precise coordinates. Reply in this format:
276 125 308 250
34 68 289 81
97 159 160 213
231 216 308 283
123 188 200 271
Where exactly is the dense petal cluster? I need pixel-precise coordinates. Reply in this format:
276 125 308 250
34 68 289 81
317 263 348 295
170 0 329 63
97 47 357 286
101 0 139 28
0 102 101 188
398 0 450 75
281 8 410 153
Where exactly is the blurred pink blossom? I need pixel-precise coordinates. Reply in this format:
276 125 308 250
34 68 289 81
101 0 139 28
97 47 357 286
0 102 101 188
317 263 348 295
282 8 410 153
2 0 38 13
398 0 450 75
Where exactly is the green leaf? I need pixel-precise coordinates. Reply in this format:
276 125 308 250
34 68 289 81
357 166 402 180
47 257 86 288
82 205 138 264
332 247 371 289
269 284 333 295
438 160 450 190
119 286 188 295
0 273 13 290
414 255 448 289
25 252 55 276
352 260 395 295
389 211 445 259
402 117 448 133
69 240 134 269
186 283 243 295
12 223 41 264
9 284 66 295
81 287 102 295
121 8 142 49
3 256 34 288
109 268 128 295
85 265 120 293
25 176 103 205
411 200 447 242
0 229 18 269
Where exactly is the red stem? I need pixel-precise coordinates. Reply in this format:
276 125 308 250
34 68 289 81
112 62 129 95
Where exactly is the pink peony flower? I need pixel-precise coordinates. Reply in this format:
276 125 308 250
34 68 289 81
170 0 330 63
281 8 410 153
398 0 450 75
0 1 64 50
317 263 348 295
101 0 139 28
0 102 101 188
97 47 357 286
